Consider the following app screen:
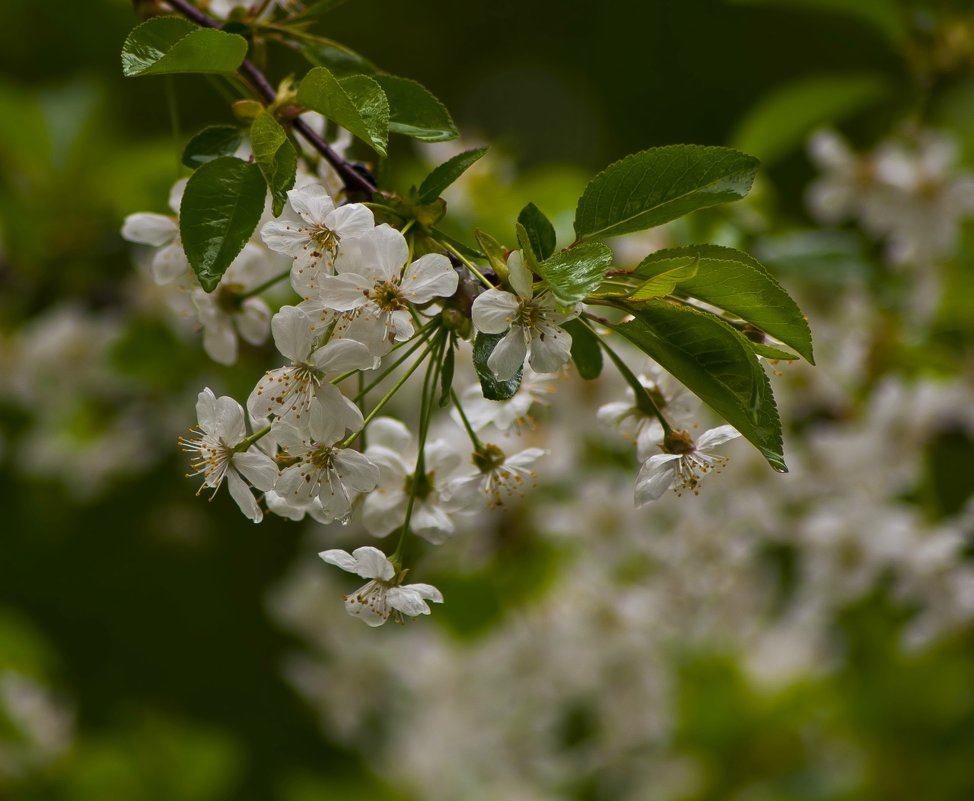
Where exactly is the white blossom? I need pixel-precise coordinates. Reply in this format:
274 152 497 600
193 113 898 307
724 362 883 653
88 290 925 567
315 224 458 356
445 444 547 509
471 250 576 380
361 418 465 544
120 179 188 285
248 305 373 440
261 183 375 297
634 425 740 505
319 546 444 627
179 388 278 522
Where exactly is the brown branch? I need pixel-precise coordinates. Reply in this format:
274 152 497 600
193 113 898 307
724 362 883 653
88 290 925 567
160 0 377 196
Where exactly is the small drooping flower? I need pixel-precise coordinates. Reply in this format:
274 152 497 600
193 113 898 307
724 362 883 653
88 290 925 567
597 368 697 460
319 546 444 627
316 224 459 356
261 184 375 297
445 443 547 509
120 179 188 285
471 250 576 380
248 305 373 440
634 425 740 505
360 418 465 544
179 388 278 522
273 423 379 522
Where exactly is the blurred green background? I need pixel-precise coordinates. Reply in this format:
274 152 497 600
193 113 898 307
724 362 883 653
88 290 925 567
2 1 974 799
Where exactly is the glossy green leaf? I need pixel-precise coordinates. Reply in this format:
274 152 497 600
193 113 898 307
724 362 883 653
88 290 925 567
748 341 799 361
250 111 297 216
573 146 759 240
628 254 699 300
121 17 248 78
179 157 267 292
375 75 458 142
632 245 814 363
182 125 244 168
474 332 522 401
563 319 602 380
538 242 614 307
418 147 488 203
517 202 556 261
616 302 785 471
732 73 890 166
515 222 541 273
297 66 389 155
475 228 508 275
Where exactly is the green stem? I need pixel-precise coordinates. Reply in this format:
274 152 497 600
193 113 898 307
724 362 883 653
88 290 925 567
450 389 483 450
439 241 493 289
239 268 292 300
583 315 673 435
391 332 445 563
341 339 436 448
235 424 272 452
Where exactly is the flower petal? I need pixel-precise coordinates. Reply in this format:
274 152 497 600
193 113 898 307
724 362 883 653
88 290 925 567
121 213 176 247
634 454 681 506
349 546 395 580
487 326 528 381
226 470 262 523
287 183 335 225
271 305 314 363
401 253 458 303
507 249 534 300
387 586 432 616
319 548 359 573
527 322 572 374
316 274 372 312
472 289 519 334
696 424 741 451
325 202 374 238
335 223 407 282
334 449 380 493
233 450 278 491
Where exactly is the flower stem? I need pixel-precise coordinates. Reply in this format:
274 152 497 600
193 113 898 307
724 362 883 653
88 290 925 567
582 315 673 435
239 268 292 299
235 424 272 452
450 389 483 450
439 240 493 289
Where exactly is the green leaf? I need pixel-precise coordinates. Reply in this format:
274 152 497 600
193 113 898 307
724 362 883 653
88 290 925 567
439 337 456 407
631 245 814 363
250 111 297 216
628 255 699 300
517 202 556 261
538 242 614 307
473 333 522 401
297 66 389 155
418 147 488 203
563 319 602 379
573 146 760 240
182 125 244 168
615 302 785 471
732 73 890 166
179 157 267 292
515 222 541 273
375 75 458 142
121 17 248 78
475 228 508 275
290 0 352 20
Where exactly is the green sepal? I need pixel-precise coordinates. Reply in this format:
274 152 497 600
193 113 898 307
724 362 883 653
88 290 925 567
538 242 614 308
179 156 267 293
250 111 297 217
563 319 602 380
573 145 759 241
515 222 541 274
517 202 556 261
122 17 248 77
615 301 786 472
297 66 389 155
474 332 522 401
417 147 488 204
181 125 244 168
375 75 458 142
631 244 814 363
475 229 509 279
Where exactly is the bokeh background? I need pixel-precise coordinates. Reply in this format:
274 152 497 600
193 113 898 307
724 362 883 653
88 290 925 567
3 0 974 799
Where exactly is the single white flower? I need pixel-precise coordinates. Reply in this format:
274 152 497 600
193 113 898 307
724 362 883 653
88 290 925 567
597 368 697 460
634 425 740 505
361 417 465 544
273 423 379 521
121 179 189 284
317 224 458 356
445 443 547 509
261 183 374 297
178 388 278 522
248 305 373 441
471 250 576 380
319 546 444 627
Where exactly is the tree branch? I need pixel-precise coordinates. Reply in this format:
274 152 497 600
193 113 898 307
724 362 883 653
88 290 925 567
160 0 377 197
